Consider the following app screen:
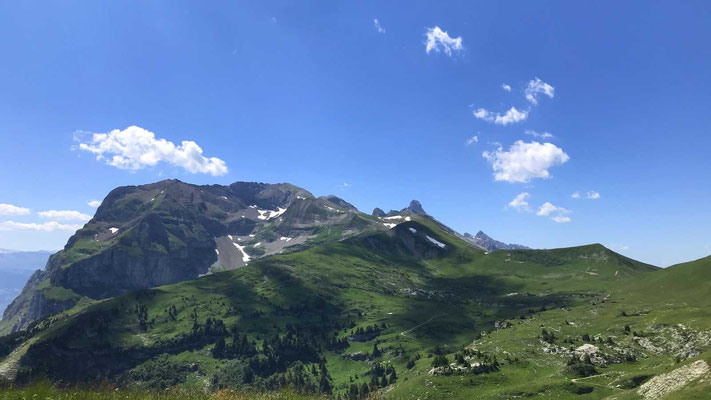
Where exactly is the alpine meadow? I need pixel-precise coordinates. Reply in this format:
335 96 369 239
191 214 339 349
1 2 710 400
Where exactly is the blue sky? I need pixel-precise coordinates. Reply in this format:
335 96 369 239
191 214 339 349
0 1 709 266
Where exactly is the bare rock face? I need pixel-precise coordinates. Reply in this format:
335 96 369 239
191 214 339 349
638 360 709 399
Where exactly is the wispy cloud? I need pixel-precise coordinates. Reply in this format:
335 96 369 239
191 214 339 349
482 140 570 183
75 126 228 176
473 107 528 126
525 130 553 139
501 83 511 92
0 221 83 232
373 19 386 34
508 192 530 212
537 202 571 223
0 203 30 216
466 135 479 145
572 190 600 199
38 210 92 222
525 77 555 105
425 26 463 56
88 200 101 208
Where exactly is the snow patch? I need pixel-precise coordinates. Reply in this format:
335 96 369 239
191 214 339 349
426 235 446 248
221 196 228 200
232 242 251 263
254 242 262 247
383 223 396 229
280 237 293 242
409 227 417 234
257 207 287 220
383 215 402 220
109 227 119 234
215 249 219 255
405 216 411 221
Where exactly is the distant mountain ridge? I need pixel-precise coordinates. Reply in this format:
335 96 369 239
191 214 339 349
0 250 53 322
463 231 530 252
0 250 53 271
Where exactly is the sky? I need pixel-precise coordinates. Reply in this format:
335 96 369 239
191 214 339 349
0 1 710 267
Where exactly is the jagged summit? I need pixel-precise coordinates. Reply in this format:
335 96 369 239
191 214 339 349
405 200 427 215
371 199 428 217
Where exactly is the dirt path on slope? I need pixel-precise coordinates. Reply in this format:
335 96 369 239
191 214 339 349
400 314 447 339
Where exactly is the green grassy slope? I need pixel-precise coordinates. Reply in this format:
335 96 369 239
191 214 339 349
2 216 681 399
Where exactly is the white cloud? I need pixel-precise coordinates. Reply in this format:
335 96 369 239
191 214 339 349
508 192 530 212
525 77 555 105
373 19 386 34
571 190 600 199
473 108 491 120
496 107 528 125
0 203 30 216
0 221 83 232
466 135 479 145
38 210 92 222
425 26 463 56
536 202 559 216
76 126 228 176
473 107 528 126
501 83 511 92
482 140 570 183
525 130 553 139
88 200 102 208
537 202 572 223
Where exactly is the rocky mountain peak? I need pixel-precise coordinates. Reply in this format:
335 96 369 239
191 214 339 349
372 207 386 217
406 200 427 215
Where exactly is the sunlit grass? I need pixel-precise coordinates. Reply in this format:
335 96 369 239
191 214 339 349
0 382 326 400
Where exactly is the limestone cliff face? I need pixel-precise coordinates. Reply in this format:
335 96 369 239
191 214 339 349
1 179 385 334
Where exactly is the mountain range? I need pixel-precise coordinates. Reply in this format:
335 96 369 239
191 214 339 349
0 179 709 399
